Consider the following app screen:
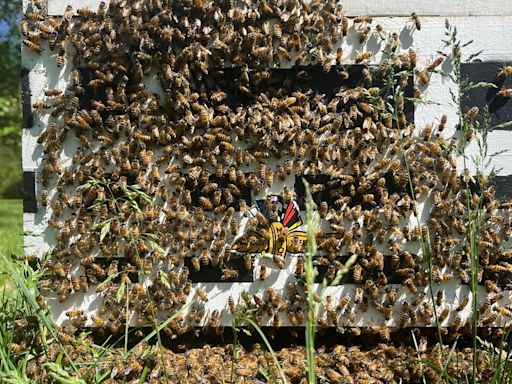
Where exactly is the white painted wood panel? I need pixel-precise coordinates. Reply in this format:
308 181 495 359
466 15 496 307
44 0 512 16
22 12 512 327
343 0 512 16
50 279 512 328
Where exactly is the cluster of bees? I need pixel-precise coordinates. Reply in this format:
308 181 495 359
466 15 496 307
23 0 512 337
15 333 496 384
497 65 512 97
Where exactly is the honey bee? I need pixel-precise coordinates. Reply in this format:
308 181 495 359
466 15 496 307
258 265 268 280
336 295 350 313
32 101 50 109
35 294 46 310
241 254 252 270
79 276 89 292
354 16 373 24
497 88 512 98
77 7 94 17
455 295 470 312
415 69 429 85
497 65 512 78
196 288 208 302
410 12 421 31
127 358 143 375
273 254 285 269
211 91 227 103
484 279 501 293
496 306 512 318
228 296 237 315
376 326 390 342
399 302 410 328
355 52 372 63
381 287 396 307
20 19 29 37
90 263 105 278
51 200 62 217
353 263 362 283
265 169 273 187
26 11 44 21
97 1 107 18
199 196 213 211
346 308 356 324
65 308 84 318
295 256 304 278
375 24 387 40
221 267 239 280
359 26 371 44
39 189 49 207
44 88 63 97
438 307 450 323
255 211 268 227
389 32 400 53
333 48 343 67
432 289 445 307
427 57 444 71
481 312 498 325
437 115 448 133
341 16 349 36
91 315 106 328
402 277 416 294
69 276 80 292
354 287 364 304
39 22 56 36
56 49 66 67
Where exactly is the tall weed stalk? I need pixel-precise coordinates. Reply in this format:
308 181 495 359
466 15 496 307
441 20 508 383
231 301 286 384
303 179 356 383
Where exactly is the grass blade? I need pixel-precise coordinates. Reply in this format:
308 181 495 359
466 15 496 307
243 317 286 384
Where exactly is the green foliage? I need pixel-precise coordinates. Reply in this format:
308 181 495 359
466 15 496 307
0 288 33 384
83 177 165 279
0 0 21 97
0 144 21 199
303 179 357 384
0 96 21 147
0 0 22 199
44 361 87 384
0 248 194 383
445 20 486 384
231 301 286 384
0 200 22 285
303 179 320 384
0 76 22 199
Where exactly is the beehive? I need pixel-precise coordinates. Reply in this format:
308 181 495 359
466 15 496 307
21 0 512 335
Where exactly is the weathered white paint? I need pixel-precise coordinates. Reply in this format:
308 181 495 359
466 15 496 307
343 0 512 16
50 270 509 329
22 14 512 327
43 0 512 17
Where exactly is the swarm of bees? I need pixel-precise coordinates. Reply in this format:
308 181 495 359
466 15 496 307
23 0 512 339
14 334 498 383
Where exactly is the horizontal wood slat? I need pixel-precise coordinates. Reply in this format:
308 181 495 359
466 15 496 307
41 0 512 17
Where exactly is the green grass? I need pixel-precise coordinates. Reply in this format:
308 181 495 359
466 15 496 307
0 200 23 285
0 200 23 256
